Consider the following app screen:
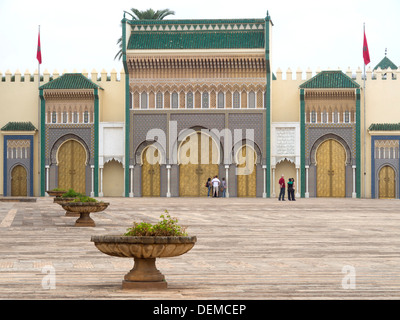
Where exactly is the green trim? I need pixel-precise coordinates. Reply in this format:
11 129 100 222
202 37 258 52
94 88 99 197
299 70 360 89
39 89 46 196
300 89 306 198
1 122 37 131
265 15 271 197
356 89 361 198
368 123 400 131
39 73 102 90
128 18 265 26
122 16 130 197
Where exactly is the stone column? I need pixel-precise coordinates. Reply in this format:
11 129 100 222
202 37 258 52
305 165 310 198
166 165 171 198
99 167 104 197
129 165 134 197
352 165 357 198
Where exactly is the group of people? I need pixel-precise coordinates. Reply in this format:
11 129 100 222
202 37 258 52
278 174 296 201
206 176 227 198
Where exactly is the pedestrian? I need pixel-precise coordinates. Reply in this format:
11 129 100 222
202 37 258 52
211 175 221 197
221 177 227 197
287 178 293 201
278 174 285 201
206 177 212 197
291 178 296 201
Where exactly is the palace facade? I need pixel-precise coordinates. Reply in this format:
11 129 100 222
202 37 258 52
1 13 399 199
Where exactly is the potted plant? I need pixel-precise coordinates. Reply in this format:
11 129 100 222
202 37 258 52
53 189 84 217
46 188 67 197
91 211 196 290
61 196 109 227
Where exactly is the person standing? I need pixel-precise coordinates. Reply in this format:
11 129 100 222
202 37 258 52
221 177 227 198
278 174 285 201
291 178 296 201
206 177 212 197
287 178 293 201
211 175 221 197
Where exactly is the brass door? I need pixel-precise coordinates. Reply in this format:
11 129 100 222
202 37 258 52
237 146 257 197
179 132 219 197
58 140 86 194
316 139 346 197
142 146 160 197
11 165 27 196
379 166 396 199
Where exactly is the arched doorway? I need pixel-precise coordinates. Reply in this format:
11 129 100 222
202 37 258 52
316 139 346 197
11 165 27 196
58 140 87 194
141 146 161 197
237 145 257 197
179 131 219 197
103 159 124 197
379 166 396 199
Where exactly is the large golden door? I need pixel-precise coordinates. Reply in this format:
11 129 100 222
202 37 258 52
379 166 396 199
316 139 346 197
237 146 257 197
58 140 86 194
11 165 27 196
179 132 219 197
142 146 160 197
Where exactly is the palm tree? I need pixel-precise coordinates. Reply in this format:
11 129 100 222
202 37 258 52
115 8 175 60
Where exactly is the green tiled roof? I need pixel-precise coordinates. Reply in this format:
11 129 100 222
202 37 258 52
128 18 265 26
1 122 37 131
39 73 101 90
368 123 400 131
373 56 398 71
128 30 264 50
300 70 360 89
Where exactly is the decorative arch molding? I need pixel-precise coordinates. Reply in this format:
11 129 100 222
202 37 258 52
231 139 262 165
310 133 352 166
134 140 167 166
51 134 90 166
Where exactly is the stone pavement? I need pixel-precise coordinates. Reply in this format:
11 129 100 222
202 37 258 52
0 196 400 300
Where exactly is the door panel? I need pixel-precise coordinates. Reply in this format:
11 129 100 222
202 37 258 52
316 139 346 197
58 140 86 194
142 146 161 197
379 166 396 199
11 165 27 196
237 146 256 197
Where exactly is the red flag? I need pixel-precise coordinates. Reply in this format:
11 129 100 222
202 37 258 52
37 31 42 64
363 30 370 65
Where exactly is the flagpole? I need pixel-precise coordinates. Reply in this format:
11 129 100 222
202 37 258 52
363 23 366 199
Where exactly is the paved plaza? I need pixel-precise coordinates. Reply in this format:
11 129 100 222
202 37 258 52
0 196 399 300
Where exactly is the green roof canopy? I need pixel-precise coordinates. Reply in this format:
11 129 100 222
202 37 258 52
368 123 400 131
128 30 264 50
300 70 360 89
1 122 37 131
373 56 398 71
39 73 102 90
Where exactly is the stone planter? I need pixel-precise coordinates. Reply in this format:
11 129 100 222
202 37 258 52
61 202 109 227
46 190 66 197
90 235 197 289
54 197 79 217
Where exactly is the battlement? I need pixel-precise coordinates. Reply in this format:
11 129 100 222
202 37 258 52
274 66 400 82
0 69 126 84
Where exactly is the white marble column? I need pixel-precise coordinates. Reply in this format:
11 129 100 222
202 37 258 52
305 165 310 198
129 165 134 197
225 165 230 198
270 165 275 198
45 165 50 196
295 166 300 198
90 165 95 197
352 165 357 198
166 165 171 198
99 167 104 197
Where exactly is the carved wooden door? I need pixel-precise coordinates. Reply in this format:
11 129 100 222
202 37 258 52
237 146 257 197
379 166 396 199
141 146 161 197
